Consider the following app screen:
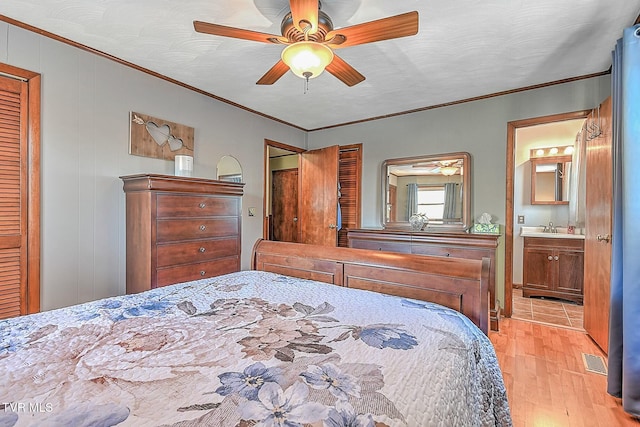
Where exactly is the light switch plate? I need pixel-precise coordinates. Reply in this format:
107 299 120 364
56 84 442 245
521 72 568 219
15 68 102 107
517 215 525 224
248 207 256 217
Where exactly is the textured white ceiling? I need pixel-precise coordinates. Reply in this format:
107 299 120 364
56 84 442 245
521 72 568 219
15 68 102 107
1 0 638 130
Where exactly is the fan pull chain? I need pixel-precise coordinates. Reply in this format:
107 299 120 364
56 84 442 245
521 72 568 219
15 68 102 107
303 72 311 94
301 23 313 94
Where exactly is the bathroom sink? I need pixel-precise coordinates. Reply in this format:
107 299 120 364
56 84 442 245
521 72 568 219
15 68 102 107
520 226 585 239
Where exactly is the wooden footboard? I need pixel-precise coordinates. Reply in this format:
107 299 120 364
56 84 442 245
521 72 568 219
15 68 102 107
251 239 491 334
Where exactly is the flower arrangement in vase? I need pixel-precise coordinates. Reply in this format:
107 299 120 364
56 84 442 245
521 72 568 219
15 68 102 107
409 213 429 231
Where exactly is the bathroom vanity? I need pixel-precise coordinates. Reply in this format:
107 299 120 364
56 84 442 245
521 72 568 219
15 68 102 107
521 229 584 304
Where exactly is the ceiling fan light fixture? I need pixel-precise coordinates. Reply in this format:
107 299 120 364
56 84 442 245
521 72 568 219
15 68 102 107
281 41 334 79
440 166 458 176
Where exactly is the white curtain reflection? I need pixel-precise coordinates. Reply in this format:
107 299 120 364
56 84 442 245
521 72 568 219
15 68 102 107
568 128 586 226
406 183 418 218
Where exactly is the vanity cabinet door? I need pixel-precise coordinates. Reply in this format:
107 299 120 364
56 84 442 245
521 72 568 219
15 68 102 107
555 249 584 298
522 247 554 293
522 237 584 304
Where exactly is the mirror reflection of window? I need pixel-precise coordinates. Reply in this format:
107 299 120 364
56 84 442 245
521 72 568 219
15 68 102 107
417 186 446 219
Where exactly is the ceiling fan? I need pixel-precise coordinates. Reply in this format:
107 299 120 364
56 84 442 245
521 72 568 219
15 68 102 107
193 0 419 86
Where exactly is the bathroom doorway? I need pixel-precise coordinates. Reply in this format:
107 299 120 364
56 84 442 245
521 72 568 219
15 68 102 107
505 111 589 329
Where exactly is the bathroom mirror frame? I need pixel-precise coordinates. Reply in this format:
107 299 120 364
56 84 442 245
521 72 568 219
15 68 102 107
381 152 472 231
530 155 571 205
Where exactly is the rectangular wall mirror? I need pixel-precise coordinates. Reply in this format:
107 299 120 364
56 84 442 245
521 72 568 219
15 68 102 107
381 152 471 231
530 154 571 205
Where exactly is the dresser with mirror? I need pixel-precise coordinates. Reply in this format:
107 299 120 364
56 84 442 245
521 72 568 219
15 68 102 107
348 152 502 331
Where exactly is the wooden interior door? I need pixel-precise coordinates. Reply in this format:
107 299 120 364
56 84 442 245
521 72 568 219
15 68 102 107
0 68 40 319
337 144 362 247
271 169 298 242
299 145 339 246
584 97 613 354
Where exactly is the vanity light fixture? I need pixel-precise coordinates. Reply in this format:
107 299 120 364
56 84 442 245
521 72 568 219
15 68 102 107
530 145 574 159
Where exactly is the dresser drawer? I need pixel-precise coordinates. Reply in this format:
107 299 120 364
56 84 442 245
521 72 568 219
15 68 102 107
156 237 239 267
156 194 239 218
411 244 485 260
349 239 411 253
157 218 239 242
156 257 239 287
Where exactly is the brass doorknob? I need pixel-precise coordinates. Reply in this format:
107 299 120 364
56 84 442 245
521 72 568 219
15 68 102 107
596 234 611 243
328 224 337 229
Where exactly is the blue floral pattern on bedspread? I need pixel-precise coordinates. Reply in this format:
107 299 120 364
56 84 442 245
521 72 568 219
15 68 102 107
0 271 511 427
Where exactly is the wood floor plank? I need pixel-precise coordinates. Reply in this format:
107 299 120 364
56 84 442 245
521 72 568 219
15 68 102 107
490 318 640 427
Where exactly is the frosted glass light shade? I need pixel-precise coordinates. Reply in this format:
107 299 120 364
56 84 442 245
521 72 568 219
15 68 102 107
281 42 334 79
440 166 458 176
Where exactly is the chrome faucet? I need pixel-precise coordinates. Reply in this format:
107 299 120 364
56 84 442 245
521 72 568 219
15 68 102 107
548 221 557 233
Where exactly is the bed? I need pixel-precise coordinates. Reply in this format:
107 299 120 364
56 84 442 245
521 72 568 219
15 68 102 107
0 240 511 426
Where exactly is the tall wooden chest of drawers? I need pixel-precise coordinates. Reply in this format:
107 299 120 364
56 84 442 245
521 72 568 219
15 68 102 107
121 174 244 294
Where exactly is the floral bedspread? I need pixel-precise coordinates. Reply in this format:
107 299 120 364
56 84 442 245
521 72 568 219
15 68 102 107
0 271 511 426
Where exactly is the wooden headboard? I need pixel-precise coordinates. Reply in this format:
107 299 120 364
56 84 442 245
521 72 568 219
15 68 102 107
251 239 491 334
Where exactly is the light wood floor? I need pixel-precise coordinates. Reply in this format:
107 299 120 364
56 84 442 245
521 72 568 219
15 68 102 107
490 318 640 427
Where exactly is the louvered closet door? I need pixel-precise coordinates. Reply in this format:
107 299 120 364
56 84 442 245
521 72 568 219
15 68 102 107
0 77 28 319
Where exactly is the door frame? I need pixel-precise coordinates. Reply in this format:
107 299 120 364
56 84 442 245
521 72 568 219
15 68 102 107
263 139 305 240
504 110 590 317
0 62 41 314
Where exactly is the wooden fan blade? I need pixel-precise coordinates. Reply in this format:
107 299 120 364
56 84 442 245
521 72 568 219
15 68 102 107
256 60 290 85
194 21 287 44
325 11 419 49
325 54 365 87
290 0 319 34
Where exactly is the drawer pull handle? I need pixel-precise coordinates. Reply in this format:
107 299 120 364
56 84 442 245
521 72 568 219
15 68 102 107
547 255 553 261
199 203 206 209
445 253 450 257
200 271 206 276
199 225 207 231
199 247 206 253
554 256 559 261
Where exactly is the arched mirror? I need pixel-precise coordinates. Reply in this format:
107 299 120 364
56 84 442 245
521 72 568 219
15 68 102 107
381 152 472 231
216 155 242 182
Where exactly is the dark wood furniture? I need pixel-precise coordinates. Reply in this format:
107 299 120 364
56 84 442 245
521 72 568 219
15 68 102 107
121 174 243 294
523 236 584 304
347 228 501 331
252 239 491 334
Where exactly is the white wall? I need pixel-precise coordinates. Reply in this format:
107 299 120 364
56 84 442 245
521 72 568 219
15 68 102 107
0 22 306 311
307 76 611 306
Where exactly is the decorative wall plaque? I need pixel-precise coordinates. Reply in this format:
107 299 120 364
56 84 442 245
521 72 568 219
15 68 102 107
129 111 194 160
